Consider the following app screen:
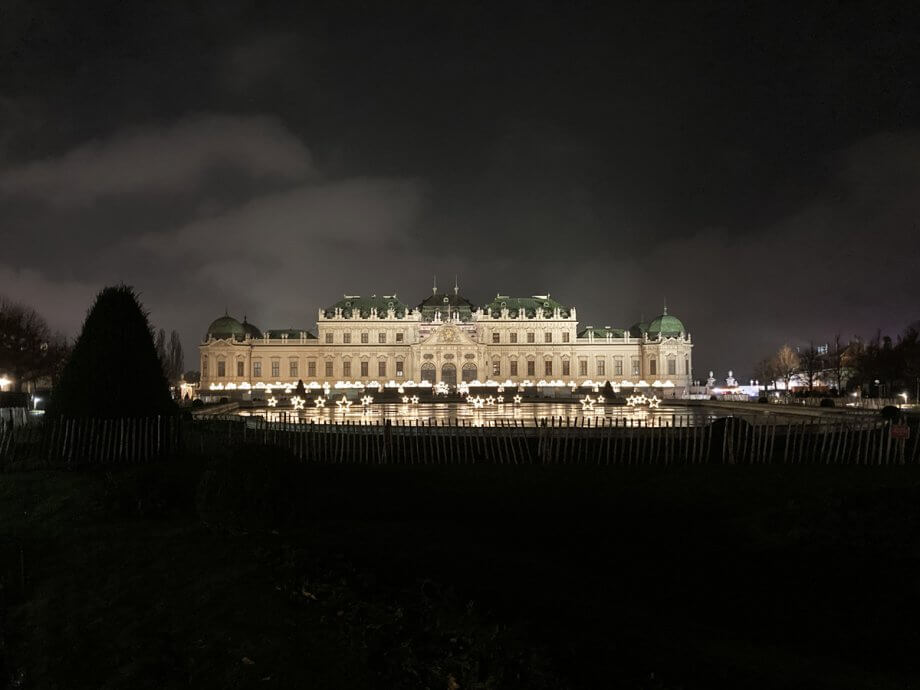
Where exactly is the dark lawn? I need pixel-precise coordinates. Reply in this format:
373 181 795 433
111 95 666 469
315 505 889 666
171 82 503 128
2 458 919 689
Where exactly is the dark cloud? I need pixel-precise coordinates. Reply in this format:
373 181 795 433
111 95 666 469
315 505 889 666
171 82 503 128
2 1 919 379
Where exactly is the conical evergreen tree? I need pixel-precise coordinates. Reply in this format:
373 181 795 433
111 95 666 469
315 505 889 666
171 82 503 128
49 285 176 418
294 379 307 397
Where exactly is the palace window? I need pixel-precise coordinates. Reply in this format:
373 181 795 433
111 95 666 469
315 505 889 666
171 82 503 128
510 360 518 376
378 332 386 344
596 359 605 376
545 332 552 343
253 361 262 378
396 359 404 377
237 361 245 377
685 357 689 374
492 360 501 376
527 360 535 376
527 332 535 343
361 332 368 344
325 361 334 377
579 360 587 376
378 361 387 377
668 358 676 375
562 360 570 376
396 332 404 343
510 332 518 344
614 359 623 376
360 361 368 377
649 359 657 376
343 332 352 344
288 361 297 377
343 361 352 377
308 361 316 377
492 332 500 344
563 332 570 343
544 360 552 376
325 333 333 344
217 361 225 377
271 361 280 377
632 359 640 376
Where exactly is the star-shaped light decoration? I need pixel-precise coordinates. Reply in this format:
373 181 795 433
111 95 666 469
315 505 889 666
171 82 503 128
496 396 504 404
336 395 352 411
267 397 278 407
647 395 661 409
581 395 595 411
434 381 449 396
485 396 495 405
402 396 410 404
470 395 485 408
512 395 522 404
458 381 470 396
497 385 505 393
360 395 373 407
597 395 605 404
314 397 326 408
291 396 305 410
410 395 419 405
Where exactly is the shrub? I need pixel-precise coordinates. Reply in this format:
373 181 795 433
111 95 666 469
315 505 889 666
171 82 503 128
881 405 900 422
191 398 204 408
219 396 229 404
820 398 835 408
709 394 718 401
758 396 768 404
48 285 175 418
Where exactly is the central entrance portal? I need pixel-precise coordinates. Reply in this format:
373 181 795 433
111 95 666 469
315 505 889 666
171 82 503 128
441 362 457 386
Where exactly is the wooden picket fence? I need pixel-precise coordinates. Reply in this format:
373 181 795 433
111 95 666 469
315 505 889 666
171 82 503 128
2 414 918 469
0 416 182 469
192 414 920 466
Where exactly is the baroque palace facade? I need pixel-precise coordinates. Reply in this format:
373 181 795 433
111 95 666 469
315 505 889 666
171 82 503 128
199 288 693 394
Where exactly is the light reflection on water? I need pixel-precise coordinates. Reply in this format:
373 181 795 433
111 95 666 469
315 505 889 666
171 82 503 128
233 402 724 427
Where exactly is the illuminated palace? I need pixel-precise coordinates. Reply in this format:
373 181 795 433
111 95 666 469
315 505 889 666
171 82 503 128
199 286 693 394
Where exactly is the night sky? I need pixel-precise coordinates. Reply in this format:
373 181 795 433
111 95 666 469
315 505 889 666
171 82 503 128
2 1 919 380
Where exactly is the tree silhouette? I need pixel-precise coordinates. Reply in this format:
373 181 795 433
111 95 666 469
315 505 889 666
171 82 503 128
49 285 176 418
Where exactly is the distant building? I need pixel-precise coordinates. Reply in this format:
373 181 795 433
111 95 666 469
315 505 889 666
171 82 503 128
198 286 694 394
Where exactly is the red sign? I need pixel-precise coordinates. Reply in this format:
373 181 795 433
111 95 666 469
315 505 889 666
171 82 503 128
891 424 910 440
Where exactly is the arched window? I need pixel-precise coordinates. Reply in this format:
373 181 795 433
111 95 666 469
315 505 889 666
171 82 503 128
462 362 477 383
441 362 457 386
421 362 436 384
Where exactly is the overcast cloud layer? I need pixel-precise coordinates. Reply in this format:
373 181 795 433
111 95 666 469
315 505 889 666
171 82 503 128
2 2 919 379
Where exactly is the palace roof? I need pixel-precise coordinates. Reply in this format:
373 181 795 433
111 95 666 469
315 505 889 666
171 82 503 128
323 294 409 318
417 290 476 322
578 326 626 339
482 295 571 319
646 309 686 337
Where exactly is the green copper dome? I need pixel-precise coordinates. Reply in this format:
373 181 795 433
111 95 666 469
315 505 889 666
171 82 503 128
207 314 246 340
646 309 685 338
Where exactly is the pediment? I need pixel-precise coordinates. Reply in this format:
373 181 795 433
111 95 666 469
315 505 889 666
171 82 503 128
420 323 478 347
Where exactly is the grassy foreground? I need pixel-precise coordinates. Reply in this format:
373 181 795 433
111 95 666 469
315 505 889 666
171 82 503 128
2 454 919 689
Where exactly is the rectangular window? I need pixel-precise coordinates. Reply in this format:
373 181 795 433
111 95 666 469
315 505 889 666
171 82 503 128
252 361 262 378
492 360 501 376
378 332 386 344
237 361 244 377
325 361 333 377
579 360 587 376
510 332 518 344
396 360 404 377
527 360 535 376
378 360 387 377
361 332 368 344
527 332 535 343
562 360 570 376
289 361 298 377
632 359 640 377
597 360 605 376
217 361 226 377
492 332 500 343
360 361 368 377
614 359 623 376
396 332 404 343
649 359 657 376
271 361 280 378
545 332 552 343
343 332 351 344
668 358 676 375
325 333 333 344
562 332 570 343
510 360 518 376
544 360 552 376
308 361 316 377
343 361 351 377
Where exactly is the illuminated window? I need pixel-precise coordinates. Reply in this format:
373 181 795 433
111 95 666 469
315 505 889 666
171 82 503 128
492 332 500 343
492 360 501 376
289 361 298 377
396 359 404 377
343 361 351 377
325 333 333 344
217 361 226 377
632 359 640 376
562 360 570 376
614 359 623 376
360 361 368 377
271 361 280 377
596 359 605 376
308 361 316 377
343 332 351 344
361 332 368 344
510 360 518 376
325 361 333 377
378 332 386 344
252 361 262 377
378 361 387 376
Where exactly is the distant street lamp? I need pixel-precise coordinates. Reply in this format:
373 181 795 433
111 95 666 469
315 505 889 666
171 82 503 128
0 375 10 391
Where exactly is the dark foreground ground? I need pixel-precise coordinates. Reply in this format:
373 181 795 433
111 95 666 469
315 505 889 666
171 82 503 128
2 452 919 689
